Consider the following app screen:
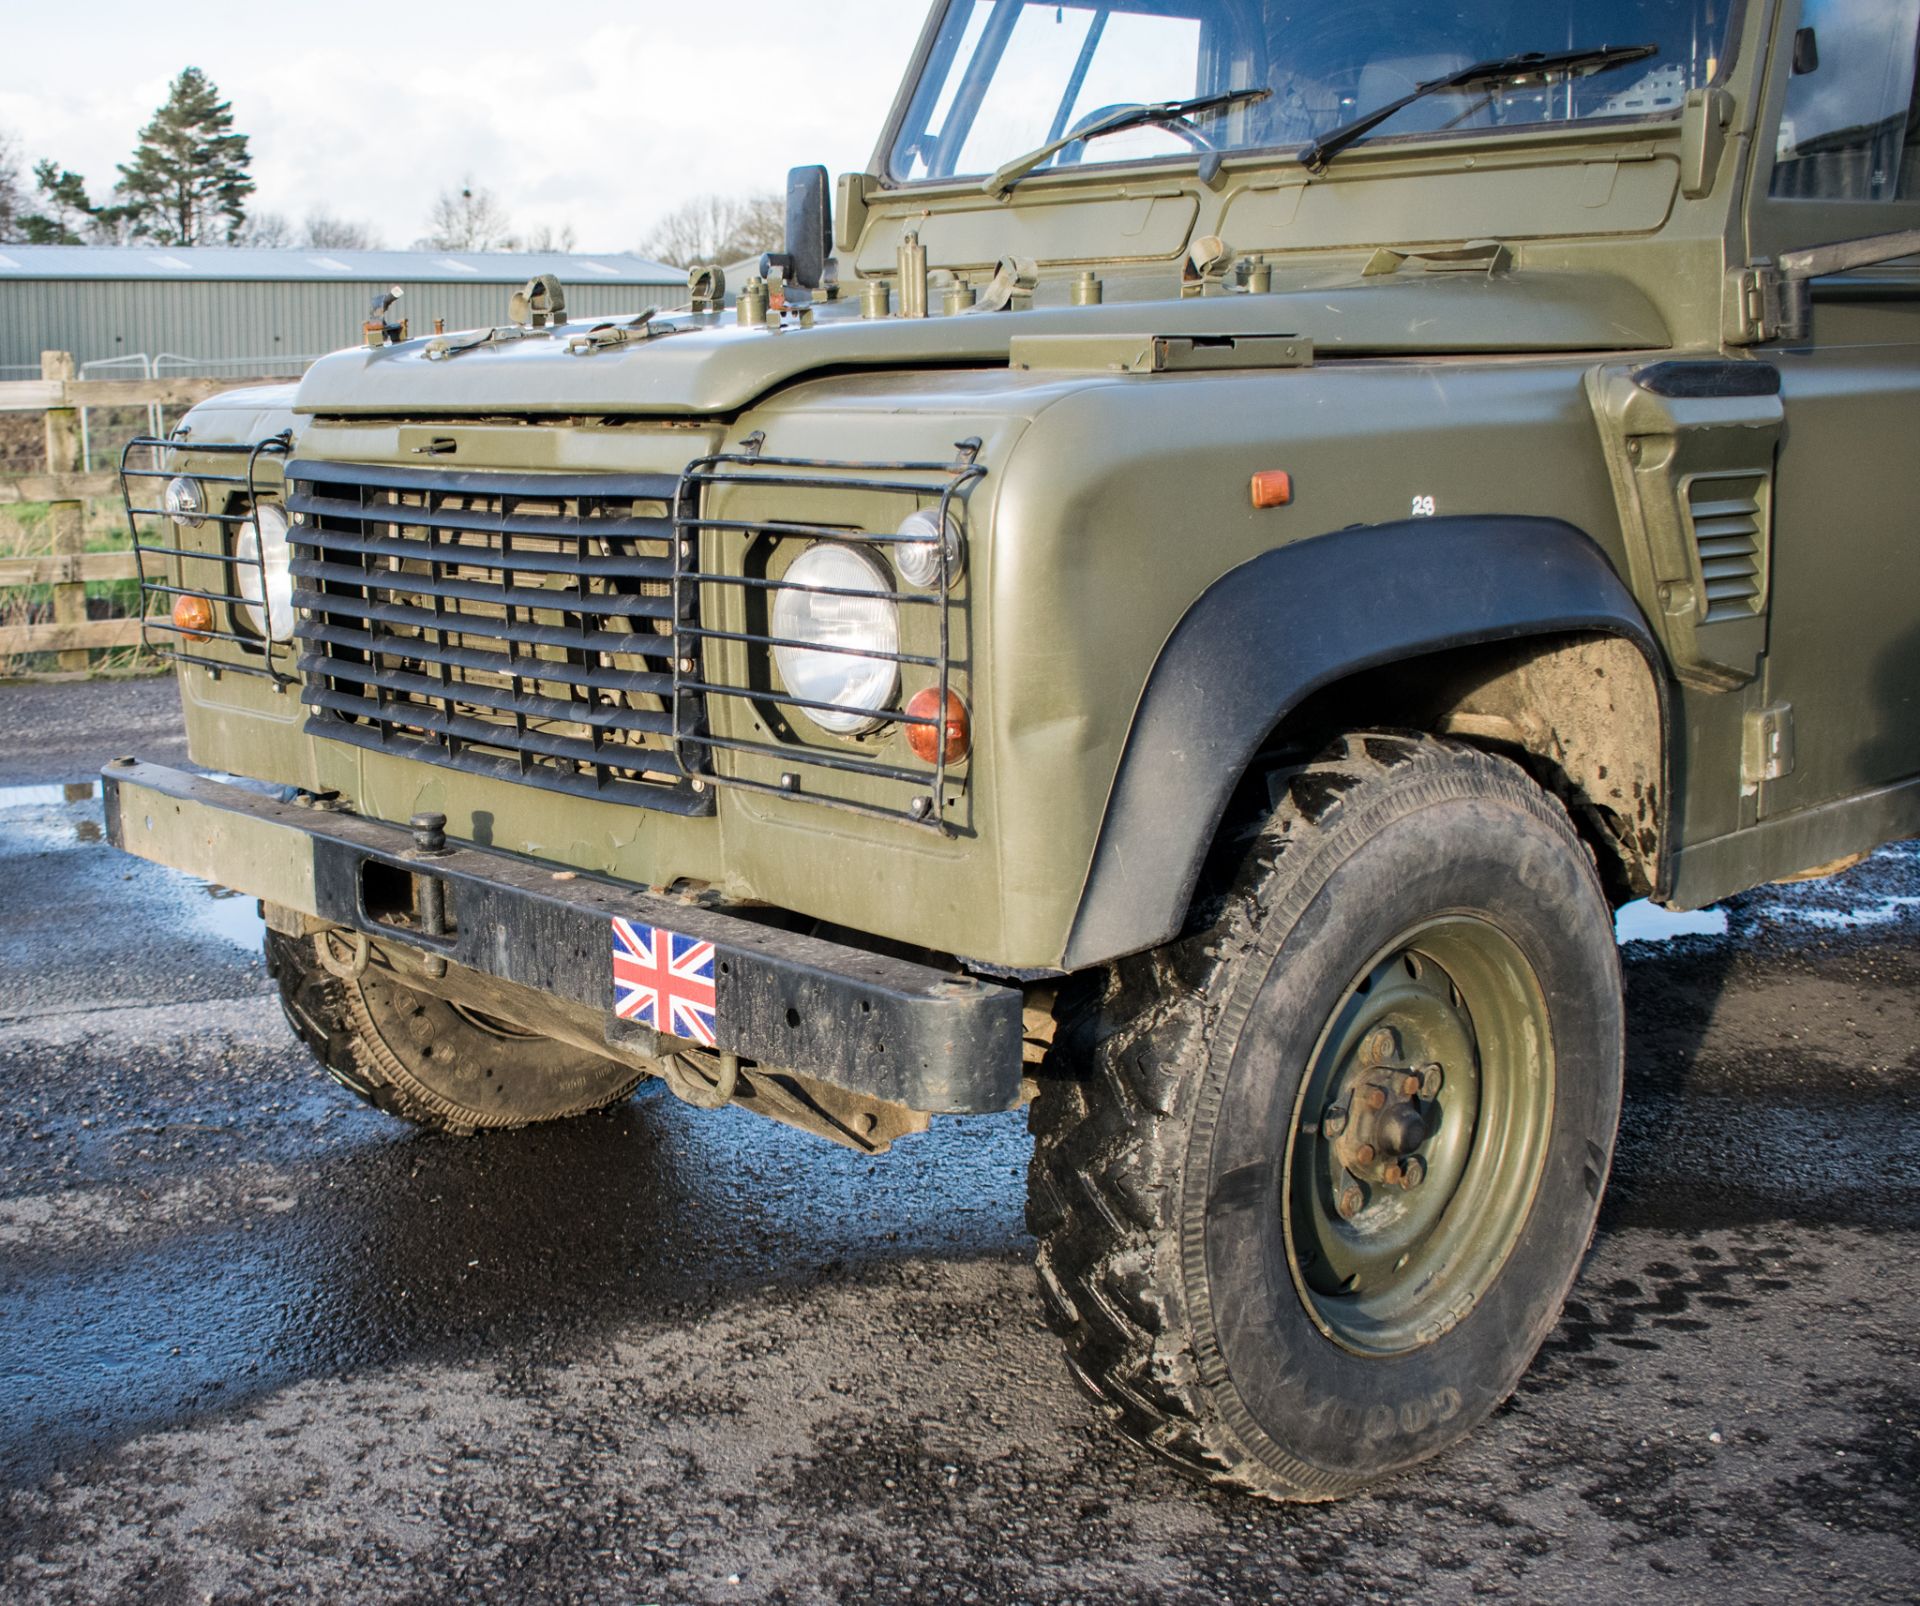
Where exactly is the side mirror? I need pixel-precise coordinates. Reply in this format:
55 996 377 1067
783 164 832 290
1792 26 1819 75
1769 225 1920 341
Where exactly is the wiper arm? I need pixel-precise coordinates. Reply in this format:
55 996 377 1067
1297 43 1657 175
986 86 1272 199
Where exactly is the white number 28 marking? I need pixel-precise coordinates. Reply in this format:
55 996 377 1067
1411 495 1437 517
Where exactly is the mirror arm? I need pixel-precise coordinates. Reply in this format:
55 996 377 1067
1779 227 1920 282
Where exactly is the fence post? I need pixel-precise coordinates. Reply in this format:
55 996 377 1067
40 351 88 672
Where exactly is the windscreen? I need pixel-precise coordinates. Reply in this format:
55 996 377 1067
889 0 1739 182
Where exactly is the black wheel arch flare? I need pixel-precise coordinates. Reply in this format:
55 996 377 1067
1061 516 1672 971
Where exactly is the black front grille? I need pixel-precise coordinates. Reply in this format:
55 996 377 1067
286 459 711 813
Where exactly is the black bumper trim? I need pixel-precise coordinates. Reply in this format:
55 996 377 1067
103 762 1023 1114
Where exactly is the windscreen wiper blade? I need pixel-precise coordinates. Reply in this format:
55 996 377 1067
986 86 1272 198
1297 43 1658 175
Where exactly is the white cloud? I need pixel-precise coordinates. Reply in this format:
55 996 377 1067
0 0 929 251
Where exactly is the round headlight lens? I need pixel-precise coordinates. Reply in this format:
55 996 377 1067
163 475 205 528
894 508 963 589
771 543 899 734
236 502 295 642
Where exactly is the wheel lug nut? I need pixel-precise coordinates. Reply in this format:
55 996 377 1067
1420 1063 1444 1098
1337 1185 1364 1220
1362 1027 1396 1066
1364 1086 1388 1112
1400 1155 1426 1189
1399 1073 1422 1098
1321 1105 1349 1138
1383 1161 1404 1186
1353 1143 1376 1166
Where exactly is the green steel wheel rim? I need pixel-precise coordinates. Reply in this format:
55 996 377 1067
1282 915 1555 1357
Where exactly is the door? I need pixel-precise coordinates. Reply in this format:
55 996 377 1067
1746 0 1920 816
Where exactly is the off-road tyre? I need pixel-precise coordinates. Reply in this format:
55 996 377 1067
1028 732 1624 1500
266 929 643 1134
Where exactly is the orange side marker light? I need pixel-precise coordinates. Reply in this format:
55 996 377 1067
1251 469 1293 509
172 594 214 641
904 688 970 765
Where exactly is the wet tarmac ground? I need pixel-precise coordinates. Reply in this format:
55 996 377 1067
0 680 1915 1605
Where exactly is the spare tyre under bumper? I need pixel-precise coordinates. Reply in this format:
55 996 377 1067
102 760 1025 1116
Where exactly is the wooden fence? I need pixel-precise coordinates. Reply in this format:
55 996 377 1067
0 351 300 674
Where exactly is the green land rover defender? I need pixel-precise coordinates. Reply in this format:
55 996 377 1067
106 0 1920 1498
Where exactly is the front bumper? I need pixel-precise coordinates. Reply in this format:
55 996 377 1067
103 761 1024 1115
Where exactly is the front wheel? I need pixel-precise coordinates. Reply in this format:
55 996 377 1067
1028 732 1623 1499
267 929 643 1135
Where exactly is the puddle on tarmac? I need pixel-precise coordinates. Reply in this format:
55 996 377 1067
0 778 263 949
1614 900 1730 945
0 780 99 811
0 780 106 848
188 879 267 951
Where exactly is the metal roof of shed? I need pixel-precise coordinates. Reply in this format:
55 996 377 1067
0 245 683 284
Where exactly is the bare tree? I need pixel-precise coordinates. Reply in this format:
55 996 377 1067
640 192 784 268
521 221 579 253
234 210 294 247
417 183 518 252
303 212 383 251
0 130 23 243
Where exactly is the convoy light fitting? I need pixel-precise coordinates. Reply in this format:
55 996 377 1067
894 508 964 588
163 475 206 528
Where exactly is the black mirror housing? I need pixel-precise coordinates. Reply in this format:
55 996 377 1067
784 165 832 290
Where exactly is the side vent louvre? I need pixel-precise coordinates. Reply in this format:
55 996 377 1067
1686 472 1768 622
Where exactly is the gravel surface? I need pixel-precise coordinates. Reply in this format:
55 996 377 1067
0 675 187 785
0 678 1915 1604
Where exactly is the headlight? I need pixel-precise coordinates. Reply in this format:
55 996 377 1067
163 475 205 528
771 543 900 734
236 502 295 642
893 508 964 589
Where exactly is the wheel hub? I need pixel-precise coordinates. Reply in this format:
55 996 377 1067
1324 1024 1448 1205
1311 964 1474 1233
1284 918 1555 1356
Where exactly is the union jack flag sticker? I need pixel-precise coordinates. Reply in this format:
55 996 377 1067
611 917 718 1047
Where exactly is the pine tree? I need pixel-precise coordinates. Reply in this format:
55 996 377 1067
21 162 98 244
117 67 254 246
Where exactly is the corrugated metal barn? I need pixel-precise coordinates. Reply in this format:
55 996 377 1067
0 246 687 376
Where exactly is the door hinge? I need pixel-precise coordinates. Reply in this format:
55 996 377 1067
1743 702 1796 791
1726 264 1810 345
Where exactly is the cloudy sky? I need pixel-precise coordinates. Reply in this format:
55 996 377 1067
0 0 931 254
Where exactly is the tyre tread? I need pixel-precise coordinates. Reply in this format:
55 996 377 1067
1026 731 1607 1500
265 929 641 1134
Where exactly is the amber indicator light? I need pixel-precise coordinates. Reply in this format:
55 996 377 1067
172 594 214 641
1250 470 1293 509
904 688 970 764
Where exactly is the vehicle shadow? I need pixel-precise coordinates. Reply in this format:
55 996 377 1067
0 1064 1030 1488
